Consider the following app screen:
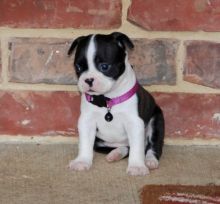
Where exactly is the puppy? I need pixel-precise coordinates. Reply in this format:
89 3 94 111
68 32 164 176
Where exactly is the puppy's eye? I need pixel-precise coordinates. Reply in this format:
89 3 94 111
75 64 82 73
98 63 111 72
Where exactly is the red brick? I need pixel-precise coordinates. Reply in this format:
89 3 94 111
0 91 80 136
0 0 121 29
9 38 77 85
154 93 220 139
184 41 220 89
9 37 178 86
129 39 178 85
0 91 219 140
0 42 1 82
128 0 220 31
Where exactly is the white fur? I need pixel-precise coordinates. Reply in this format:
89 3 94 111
146 117 154 145
69 35 154 176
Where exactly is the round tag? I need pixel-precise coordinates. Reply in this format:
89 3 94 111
105 112 113 122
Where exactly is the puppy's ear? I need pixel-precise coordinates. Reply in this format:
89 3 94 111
68 36 85 56
111 32 134 50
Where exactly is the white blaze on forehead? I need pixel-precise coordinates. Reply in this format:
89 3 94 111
86 35 96 71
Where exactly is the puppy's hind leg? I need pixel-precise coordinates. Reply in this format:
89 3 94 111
106 146 129 162
145 106 164 170
93 137 129 162
145 149 159 170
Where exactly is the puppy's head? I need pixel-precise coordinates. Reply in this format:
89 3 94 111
68 32 134 95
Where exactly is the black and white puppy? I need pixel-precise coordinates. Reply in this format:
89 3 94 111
68 32 164 176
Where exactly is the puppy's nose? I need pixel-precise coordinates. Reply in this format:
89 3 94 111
85 78 94 87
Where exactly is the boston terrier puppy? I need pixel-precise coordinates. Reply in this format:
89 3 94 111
68 32 164 176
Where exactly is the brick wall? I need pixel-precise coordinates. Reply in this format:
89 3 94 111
0 0 219 143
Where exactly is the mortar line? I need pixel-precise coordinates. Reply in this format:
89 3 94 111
0 82 219 93
0 81 219 94
120 0 131 31
0 36 10 86
2 27 220 42
0 83 79 92
0 135 219 146
175 40 185 87
145 84 220 94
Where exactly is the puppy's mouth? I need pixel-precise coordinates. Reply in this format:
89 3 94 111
86 89 96 94
86 88 102 95
88 89 95 92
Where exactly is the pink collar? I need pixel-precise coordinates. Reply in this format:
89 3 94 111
85 81 139 109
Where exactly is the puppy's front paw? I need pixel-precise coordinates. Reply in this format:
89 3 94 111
127 165 149 176
68 160 91 171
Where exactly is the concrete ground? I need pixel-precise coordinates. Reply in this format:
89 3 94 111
0 143 219 204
